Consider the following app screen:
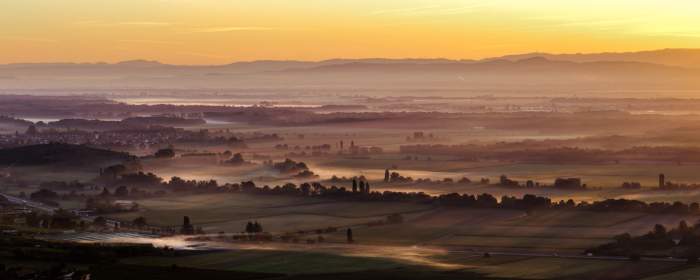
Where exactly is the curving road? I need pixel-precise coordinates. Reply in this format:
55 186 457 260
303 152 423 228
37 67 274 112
1 192 57 214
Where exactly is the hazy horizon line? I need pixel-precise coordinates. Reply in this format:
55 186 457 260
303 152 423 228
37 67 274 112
2 47 697 67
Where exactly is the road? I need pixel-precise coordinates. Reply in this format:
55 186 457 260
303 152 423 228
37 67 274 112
1 192 57 214
0 191 119 226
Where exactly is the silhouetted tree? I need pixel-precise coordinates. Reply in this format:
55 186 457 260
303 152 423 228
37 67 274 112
155 148 175 158
300 183 311 196
99 187 111 197
346 228 353 243
245 221 263 233
225 153 245 165
114 186 129 197
25 125 38 135
384 169 390 182
245 221 254 233
352 179 358 193
29 189 58 200
679 220 690 234
132 216 147 228
653 224 667 239
692 203 700 213
181 216 194 235
253 221 263 233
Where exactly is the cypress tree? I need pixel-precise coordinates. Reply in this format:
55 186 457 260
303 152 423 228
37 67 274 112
181 216 194 235
254 221 263 233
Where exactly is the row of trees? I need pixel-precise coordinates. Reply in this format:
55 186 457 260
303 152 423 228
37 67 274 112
588 220 700 262
180 216 204 235
384 169 413 183
127 173 700 215
351 178 371 194
99 169 700 216
400 144 700 164
245 221 263 233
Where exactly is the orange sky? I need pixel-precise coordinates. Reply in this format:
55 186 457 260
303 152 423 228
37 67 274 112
1 0 699 64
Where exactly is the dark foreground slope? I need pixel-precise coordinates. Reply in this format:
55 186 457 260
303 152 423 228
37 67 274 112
90 264 491 280
0 143 133 166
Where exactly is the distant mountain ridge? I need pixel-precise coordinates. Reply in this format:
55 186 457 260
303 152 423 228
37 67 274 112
281 56 691 75
491 48 700 69
0 49 698 91
2 48 697 69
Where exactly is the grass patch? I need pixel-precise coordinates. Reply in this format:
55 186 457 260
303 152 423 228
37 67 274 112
122 250 405 274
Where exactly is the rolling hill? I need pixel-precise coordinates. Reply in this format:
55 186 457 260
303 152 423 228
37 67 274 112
0 143 134 166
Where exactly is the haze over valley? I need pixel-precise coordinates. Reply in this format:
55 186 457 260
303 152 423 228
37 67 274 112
4 1 700 279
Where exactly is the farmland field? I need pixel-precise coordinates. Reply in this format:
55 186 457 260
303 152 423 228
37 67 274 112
322 209 694 252
107 193 435 233
121 248 689 279
643 266 700 280
107 193 698 255
455 256 682 280
121 249 406 274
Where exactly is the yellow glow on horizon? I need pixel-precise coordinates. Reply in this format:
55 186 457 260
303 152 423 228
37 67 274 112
1 0 699 64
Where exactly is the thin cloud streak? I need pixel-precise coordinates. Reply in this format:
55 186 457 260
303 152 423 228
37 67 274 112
116 39 184 45
370 5 442 16
510 16 650 33
73 21 173 27
1 36 58 43
188 26 283 33
369 2 490 16
117 21 172 26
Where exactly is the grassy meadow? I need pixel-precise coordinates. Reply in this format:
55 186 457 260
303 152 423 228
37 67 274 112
107 193 434 233
105 192 697 255
120 248 693 279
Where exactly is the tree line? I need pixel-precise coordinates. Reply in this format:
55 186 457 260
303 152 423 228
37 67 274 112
127 174 700 215
588 220 700 262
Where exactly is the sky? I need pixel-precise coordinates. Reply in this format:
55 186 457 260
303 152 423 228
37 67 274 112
1 0 700 64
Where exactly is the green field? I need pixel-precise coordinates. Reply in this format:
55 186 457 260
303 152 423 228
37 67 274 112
643 265 700 280
107 193 434 233
121 249 687 279
460 257 681 280
122 250 406 274
105 192 697 254
322 208 693 253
